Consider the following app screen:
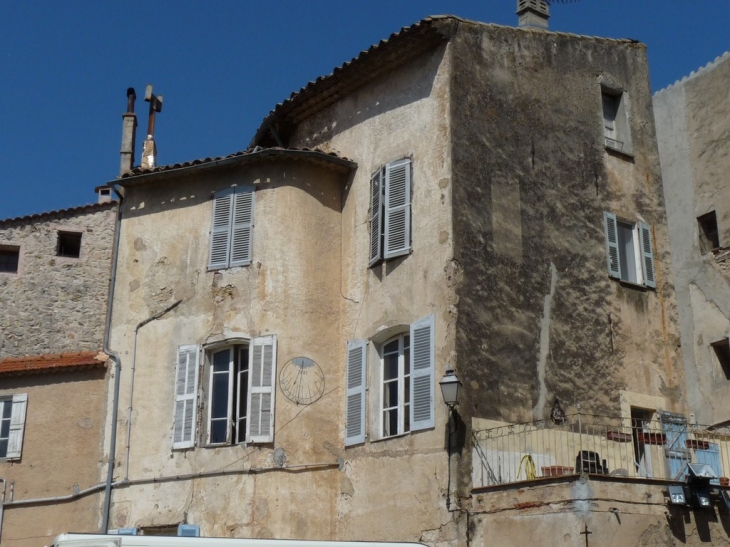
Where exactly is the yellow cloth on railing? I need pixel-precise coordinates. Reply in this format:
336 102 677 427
517 454 537 480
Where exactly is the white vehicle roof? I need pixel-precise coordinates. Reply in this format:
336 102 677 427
51 535 428 547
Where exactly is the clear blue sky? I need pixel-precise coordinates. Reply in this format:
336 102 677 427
1 1 727 220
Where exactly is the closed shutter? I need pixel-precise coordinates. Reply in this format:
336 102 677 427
208 188 234 269
369 170 383 266
247 335 277 443
410 315 435 431
173 345 199 449
639 222 656 288
384 158 412 259
602 94 617 138
6 393 28 460
345 339 367 446
178 524 201 537
230 187 254 267
603 212 621 279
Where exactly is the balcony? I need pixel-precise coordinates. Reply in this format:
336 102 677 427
472 412 730 488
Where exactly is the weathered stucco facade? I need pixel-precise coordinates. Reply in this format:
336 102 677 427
654 52 730 427
0 202 115 546
97 13 726 547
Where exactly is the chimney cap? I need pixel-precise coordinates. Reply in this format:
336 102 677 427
517 0 550 29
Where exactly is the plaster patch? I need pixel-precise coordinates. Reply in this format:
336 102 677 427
572 478 593 519
533 262 558 420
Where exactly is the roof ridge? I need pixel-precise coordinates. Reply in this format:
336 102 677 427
654 50 730 96
0 200 117 226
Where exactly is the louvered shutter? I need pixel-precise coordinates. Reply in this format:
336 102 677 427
345 339 367 446
602 94 617 139
246 335 277 443
369 170 383 266
178 524 201 537
603 212 621 280
230 187 254 267
6 393 28 460
640 222 656 288
208 188 234 269
384 159 412 259
173 345 199 449
410 315 435 431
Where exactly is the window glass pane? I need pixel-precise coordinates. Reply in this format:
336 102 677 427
617 221 636 283
404 346 410 376
0 250 19 273
404 404 410 433
213 350 229 372
2 401 11 419
383 380 398 409
383 409 398 437
0 419 9 438
384 352 399 380
405 377 410 405
0 439 7 457
211 372 229 419
210 420 227 444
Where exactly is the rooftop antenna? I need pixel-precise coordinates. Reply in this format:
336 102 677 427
141 84 163 169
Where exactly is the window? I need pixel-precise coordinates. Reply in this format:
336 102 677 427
603 212 656 288
57 231 82 258
697 211 720 254
0 246 20 273
712 338 730 381
345 315 434 446
208 186 255 270
369 158 412 266
0 394 28 460
602 89 632 154
172 336 277 449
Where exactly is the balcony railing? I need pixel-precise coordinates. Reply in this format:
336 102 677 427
472 412 730 488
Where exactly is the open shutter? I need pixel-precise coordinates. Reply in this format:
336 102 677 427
369 170 383 266
6 393 28 460
410 315 434 431
246 335 277 443
384 158 412 259
345 340 367 446
178 524 201 537
230 187 254 267
602 94 617 139
603 212 621 279
639 222 656 288
173 345 199 449
208 188 234 269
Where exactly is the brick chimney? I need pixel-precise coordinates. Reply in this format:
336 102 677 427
119 88 137 176
517 0 550 30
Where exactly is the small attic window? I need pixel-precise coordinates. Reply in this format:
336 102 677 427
697 211 720 254
0 246 20 273
712 338 730 381
57 231 82 258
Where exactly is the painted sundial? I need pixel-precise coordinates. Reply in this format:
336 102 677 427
279 356 325 405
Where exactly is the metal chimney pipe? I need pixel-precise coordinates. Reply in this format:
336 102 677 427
119 88 137 176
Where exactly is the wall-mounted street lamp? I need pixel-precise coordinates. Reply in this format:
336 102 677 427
439 369 461 409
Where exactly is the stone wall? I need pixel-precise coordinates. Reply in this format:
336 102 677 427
0 203 117 357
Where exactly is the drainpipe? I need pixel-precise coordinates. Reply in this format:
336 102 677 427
101 184 124 533
124 300 182 481
0 478 5 543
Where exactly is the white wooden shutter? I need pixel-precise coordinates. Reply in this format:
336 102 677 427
410 315 434 431
640 222 656 288
208 188 234 269
246 335 277 443
369 170 383 266
603 212 621 280
6 393 28 460
384 158 412 259
345 339 367 446
602 94 617 139
173 345 199 449
230 187 254 267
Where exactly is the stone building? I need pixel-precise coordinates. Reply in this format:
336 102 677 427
96 11 730 546
0 201 116 546
654 52 730 428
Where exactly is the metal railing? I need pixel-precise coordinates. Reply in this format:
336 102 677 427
472 412 730 488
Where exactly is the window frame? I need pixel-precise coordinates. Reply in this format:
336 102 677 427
603 212 656 289
0 394 28 461
369 158 412 266
206 344 249 446
208 186 255 271
0 244 21 275
379 333 411 438
601 86 633 156
56 230 83 258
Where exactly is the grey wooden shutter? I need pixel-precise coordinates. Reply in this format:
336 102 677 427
345 339 367 446
603 212 621 279
246 335 277 443
640 222 656 288
230 187 254 267
178 524 201 537
602 94 617 138
6 393 28 460
384 158 412 259
209 188 234 269
173 345 199 449
410 315 435 431
369 169 383 266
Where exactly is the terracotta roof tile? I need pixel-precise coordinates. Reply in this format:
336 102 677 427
0 351 108 376
0 201 117 227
